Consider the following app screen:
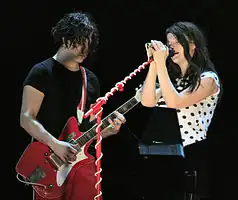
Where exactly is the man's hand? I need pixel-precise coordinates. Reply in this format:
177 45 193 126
50 139 78 164
108 111 126 134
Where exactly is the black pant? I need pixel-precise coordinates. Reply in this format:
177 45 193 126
183 142 210 199
127 154 184 200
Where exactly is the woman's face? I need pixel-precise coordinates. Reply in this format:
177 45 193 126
166 33 186 66
166 33 195 66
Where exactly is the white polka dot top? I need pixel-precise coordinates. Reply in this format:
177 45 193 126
156 71 221 147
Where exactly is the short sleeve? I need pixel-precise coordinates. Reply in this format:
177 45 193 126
201 71 220 88
23 63 49 94
201 71 220 96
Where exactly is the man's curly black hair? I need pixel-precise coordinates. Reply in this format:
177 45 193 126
51 11 99 57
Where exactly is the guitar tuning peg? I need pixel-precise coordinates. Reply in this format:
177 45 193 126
139 84 142 87
135 87 138 91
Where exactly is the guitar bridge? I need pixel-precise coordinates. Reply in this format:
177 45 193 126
28 166 46 183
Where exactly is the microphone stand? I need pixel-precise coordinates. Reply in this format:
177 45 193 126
83 58 153 200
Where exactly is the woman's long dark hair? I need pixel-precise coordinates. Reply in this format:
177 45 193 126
51 11 99 58
165 21 222 100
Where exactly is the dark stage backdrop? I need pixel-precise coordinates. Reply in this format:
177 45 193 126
12 1 236 200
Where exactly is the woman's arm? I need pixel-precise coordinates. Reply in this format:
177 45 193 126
141 62 162 107
156 64 218 108
150 40 218 108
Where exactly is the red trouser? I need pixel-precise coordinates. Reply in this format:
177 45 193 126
34 160 97 200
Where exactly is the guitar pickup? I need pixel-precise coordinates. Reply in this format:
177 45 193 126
28 166 46 183
48 153 65 170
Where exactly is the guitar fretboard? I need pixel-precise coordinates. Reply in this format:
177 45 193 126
75 96 139 146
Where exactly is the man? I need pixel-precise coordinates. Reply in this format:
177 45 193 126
19 11 126 200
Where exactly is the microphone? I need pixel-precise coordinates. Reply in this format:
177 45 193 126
146 42 175 58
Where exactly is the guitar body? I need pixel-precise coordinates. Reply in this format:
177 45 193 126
16 86 143 199
15 117 94 199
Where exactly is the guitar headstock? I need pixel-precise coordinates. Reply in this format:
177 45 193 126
134 84 143 102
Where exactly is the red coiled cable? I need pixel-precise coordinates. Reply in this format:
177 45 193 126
83 58 153 200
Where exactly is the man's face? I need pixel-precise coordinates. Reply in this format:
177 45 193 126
63 39 89 63
67 42 88 63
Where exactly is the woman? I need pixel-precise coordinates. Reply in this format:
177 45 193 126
140 21 222 199
141 21 222 147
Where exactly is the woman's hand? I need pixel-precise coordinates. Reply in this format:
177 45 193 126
150 40 168 65
145 42 154 61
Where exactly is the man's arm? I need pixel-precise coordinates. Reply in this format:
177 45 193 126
20 85 77 163
20 85 57 146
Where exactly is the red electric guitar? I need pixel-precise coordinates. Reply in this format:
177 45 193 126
15 86 142 199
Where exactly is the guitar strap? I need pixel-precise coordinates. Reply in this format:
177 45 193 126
77 66 87 124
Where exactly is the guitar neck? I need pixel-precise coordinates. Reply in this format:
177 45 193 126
75 96 140 146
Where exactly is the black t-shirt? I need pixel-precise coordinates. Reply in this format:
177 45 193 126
23 57 100 139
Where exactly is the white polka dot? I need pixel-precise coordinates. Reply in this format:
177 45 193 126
156 71 220 147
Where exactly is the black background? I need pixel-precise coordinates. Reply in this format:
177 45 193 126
11 0 237 199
